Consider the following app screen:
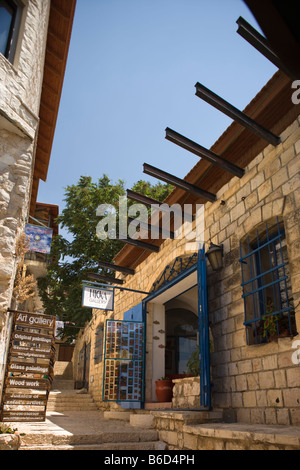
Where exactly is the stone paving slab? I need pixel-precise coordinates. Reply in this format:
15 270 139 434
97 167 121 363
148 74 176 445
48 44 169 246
183 422 300 448
7 410 162 450
14 410 156 437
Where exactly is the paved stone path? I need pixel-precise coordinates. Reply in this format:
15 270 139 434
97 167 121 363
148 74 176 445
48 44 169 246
14 410 165 450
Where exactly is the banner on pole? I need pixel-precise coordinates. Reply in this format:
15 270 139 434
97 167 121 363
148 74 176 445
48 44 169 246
25 224 53 254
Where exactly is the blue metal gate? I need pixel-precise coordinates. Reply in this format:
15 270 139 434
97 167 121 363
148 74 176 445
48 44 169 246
198 244 211 409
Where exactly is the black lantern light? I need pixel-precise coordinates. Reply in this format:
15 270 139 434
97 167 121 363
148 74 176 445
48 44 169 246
206 243 224 271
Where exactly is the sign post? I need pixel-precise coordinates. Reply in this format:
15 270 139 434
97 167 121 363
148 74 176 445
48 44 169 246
0 311 56 422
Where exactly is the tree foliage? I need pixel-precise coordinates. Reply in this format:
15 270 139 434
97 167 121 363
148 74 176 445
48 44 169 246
38 175 172 341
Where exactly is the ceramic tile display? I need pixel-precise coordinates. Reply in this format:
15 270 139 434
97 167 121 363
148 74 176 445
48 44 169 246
103 320 144 402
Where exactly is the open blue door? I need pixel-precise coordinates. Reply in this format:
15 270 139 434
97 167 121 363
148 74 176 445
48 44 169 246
198 244 211 409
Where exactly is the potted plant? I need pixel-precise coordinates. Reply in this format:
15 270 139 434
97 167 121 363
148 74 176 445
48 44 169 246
155 376 173 402
278 311 297 338
261 299 278 342
263 312 279 342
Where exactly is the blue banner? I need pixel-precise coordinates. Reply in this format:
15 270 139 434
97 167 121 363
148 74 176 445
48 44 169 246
25 224 53 254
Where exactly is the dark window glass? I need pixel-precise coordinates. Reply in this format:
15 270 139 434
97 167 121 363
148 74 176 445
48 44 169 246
0 1 16 58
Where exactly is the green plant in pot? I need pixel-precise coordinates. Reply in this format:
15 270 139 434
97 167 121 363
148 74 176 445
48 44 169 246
262 299 279 341
263 313 279 341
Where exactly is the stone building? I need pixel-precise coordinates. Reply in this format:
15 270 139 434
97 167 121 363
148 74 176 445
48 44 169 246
0 0 76 397
73 69 300 429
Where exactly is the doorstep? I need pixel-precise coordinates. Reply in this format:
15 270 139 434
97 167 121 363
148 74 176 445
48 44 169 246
144 402 172 410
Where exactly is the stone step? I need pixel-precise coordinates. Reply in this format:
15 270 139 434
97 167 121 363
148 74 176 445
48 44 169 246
151 410 224 425
21 429 159 445
47 391 98 411
20 428 160 449
51 379 74 390
48 395 96 402
21 441 166 451
47 405 98 412
47 403 98 411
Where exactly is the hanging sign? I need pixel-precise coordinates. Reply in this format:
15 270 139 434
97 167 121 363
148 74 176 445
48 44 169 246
25 224 53 254
82 284 114 311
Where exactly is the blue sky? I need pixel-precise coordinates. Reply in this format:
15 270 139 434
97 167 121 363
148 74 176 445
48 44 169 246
37 0 277 211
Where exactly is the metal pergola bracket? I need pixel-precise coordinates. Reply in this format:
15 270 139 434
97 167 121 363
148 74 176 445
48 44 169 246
165 127 245 178
98 261 135 276
117 236 160 253
236 16 297 81
143 163 216 203
87 273 125 285
194 82 281 146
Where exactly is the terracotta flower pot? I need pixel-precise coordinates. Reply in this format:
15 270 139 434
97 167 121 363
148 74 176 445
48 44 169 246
155 379 173 402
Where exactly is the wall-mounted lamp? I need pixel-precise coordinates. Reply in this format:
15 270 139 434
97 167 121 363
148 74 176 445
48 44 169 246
206 243 224 271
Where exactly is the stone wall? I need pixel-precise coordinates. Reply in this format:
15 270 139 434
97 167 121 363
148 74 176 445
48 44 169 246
73 114 300 425
207 116 300 425
0 0 51 388
152 411 300 450
172 377 200 409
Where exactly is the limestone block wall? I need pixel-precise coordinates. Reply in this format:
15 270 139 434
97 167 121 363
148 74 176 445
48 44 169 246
0 0 51 386
172 377 200 409
206 116 300 425
73 115 300 426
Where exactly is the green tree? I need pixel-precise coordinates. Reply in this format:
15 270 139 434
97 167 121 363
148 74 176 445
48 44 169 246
38 175 172 341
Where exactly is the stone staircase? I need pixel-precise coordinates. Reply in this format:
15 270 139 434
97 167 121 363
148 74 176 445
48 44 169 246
16 360 166 450
47 361 98 412
47 390 99 413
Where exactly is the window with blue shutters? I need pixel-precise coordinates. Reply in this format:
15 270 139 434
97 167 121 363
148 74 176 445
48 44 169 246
239 218 297 345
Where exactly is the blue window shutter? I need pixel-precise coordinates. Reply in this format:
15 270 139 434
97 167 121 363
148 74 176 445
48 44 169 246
123 303 143 322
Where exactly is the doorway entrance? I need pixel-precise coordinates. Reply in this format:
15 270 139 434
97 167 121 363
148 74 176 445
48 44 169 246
146 246 211 408
165 307 198 376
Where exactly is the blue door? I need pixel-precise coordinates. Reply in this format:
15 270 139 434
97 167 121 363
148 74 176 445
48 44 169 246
102 303 145 409
198 244 211 409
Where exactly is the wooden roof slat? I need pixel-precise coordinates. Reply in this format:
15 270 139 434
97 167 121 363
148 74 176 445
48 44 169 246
30 0 77 215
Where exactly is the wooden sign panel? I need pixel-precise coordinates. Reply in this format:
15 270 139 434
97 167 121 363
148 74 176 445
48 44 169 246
12 331 54 346
8 362 50 376
14 312 56 330
0 311 56 423
1 411 46 422
5 377 50 390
